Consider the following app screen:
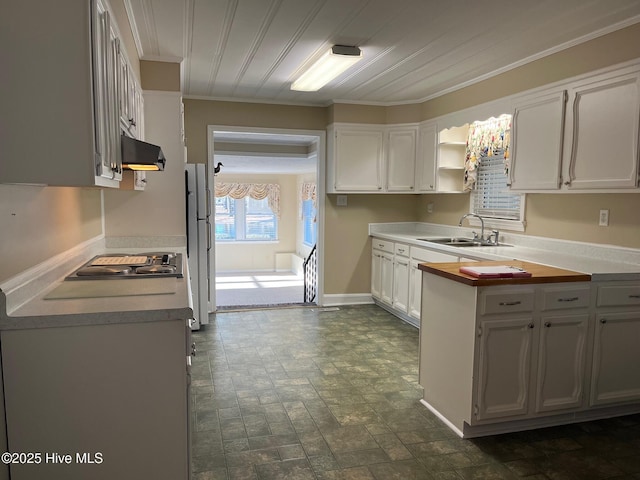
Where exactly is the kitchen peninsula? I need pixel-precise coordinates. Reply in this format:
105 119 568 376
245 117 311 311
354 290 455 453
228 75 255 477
0 246 193 480
418 259 640 438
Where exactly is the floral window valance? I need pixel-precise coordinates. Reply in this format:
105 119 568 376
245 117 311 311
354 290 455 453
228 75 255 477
299 182 317 221
301 182 317 208
463 114 511 192
215 183 281 217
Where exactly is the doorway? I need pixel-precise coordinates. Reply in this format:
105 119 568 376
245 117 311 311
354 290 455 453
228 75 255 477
206 126 325 311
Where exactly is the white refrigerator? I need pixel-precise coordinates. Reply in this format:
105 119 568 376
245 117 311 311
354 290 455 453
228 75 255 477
185 164 213 329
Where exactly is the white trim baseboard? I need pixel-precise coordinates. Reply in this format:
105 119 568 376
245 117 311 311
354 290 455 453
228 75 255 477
321 293 374 307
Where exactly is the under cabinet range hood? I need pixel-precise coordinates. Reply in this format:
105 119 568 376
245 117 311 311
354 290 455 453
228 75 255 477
121 135 166 171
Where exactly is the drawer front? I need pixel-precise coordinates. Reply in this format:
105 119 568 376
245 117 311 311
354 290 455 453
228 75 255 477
541 285 590 311
481 290 535 315
372 238 394 254
395 243 410 257
598 285 640 307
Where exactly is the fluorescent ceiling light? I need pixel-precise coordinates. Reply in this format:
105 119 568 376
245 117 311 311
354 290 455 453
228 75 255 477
291 45 362 92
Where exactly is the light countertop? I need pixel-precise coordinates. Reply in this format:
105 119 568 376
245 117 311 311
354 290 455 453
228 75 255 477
369 222 640 281
0 242 192 330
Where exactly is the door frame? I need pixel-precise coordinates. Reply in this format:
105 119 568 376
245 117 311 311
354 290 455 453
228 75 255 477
206 124 326 311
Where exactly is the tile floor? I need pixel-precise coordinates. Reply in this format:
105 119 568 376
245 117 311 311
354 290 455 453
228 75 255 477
190 305 640 480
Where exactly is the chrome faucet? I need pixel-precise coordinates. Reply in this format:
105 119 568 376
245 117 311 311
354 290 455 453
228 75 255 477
459 213 485 244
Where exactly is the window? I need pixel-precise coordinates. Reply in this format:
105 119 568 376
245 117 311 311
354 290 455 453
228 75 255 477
302 199 317 246
215 196 278 241
465 115 525 231
471 147 523 222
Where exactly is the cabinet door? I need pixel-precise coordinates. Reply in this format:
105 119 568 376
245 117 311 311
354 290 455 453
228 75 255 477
416 123 437 192
408 259 423 320
510 91 566 190
534 313 588 413
92 0 117 182
386 127 417 191
117 46 130 131
475 317 534 421
380 252 394 305
371 250 383 299
392 256 410 313
333 128 384 191
590 311 640 405
564 70 640 189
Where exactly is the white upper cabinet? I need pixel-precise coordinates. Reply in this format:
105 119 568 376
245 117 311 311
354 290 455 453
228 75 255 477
0 0 141 187
328 123 419 193
563 67 640 190
509 90 567 191
416 122 437 192
328 125 384 192
508 62 640 192
386 126 418 191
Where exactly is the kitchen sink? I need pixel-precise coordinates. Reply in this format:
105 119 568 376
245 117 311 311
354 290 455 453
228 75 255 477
417 237 512 247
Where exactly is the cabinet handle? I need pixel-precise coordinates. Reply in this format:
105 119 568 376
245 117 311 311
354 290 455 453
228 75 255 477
564 181 571 186
528 323 534 329
398 248 405 253
378 244 384 248
129 118 136 127
191 342 197 356
629 294 640 299
499 301 521 306
557 297 579 302
600 319 607 324
544 322 551 328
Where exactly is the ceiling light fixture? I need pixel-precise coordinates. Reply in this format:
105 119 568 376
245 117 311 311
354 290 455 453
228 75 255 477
291 45 362 92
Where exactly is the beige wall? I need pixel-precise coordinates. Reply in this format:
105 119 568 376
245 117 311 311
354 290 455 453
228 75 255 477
141 61 181 92
416 193 640 250
0 186 103 283
182 27 640 297
183 100 328 164
420 23 640 120
214 174 298 272
324 195 418 294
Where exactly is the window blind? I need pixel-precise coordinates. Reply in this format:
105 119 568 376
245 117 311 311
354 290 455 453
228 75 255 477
472 148 521 220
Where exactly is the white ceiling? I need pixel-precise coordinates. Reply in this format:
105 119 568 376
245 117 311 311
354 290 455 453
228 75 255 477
126 0 640 106
125 0 640 173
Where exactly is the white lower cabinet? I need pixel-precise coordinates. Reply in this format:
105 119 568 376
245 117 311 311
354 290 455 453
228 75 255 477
475 315 534 421
392 245 410 313
420 275 602 436
590 282 640 406
534 312 589 413
475 285 590 423
371 238 465 327
371 239 394 305
1 320 190 480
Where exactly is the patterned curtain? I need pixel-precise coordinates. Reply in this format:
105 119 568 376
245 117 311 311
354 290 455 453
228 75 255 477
301 182 317 208
299 182 317 221
215 183 281 217
463 114 511 192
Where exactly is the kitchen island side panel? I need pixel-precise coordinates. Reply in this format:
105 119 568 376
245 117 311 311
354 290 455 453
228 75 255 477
1 319 189 480
420 272 477 432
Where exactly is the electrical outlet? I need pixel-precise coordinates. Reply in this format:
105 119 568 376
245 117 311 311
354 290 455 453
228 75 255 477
427 202 434 213
336 195 348 207
599 209 609 226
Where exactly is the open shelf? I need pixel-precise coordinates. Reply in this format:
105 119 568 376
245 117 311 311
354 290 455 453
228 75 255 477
437 124 468 192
